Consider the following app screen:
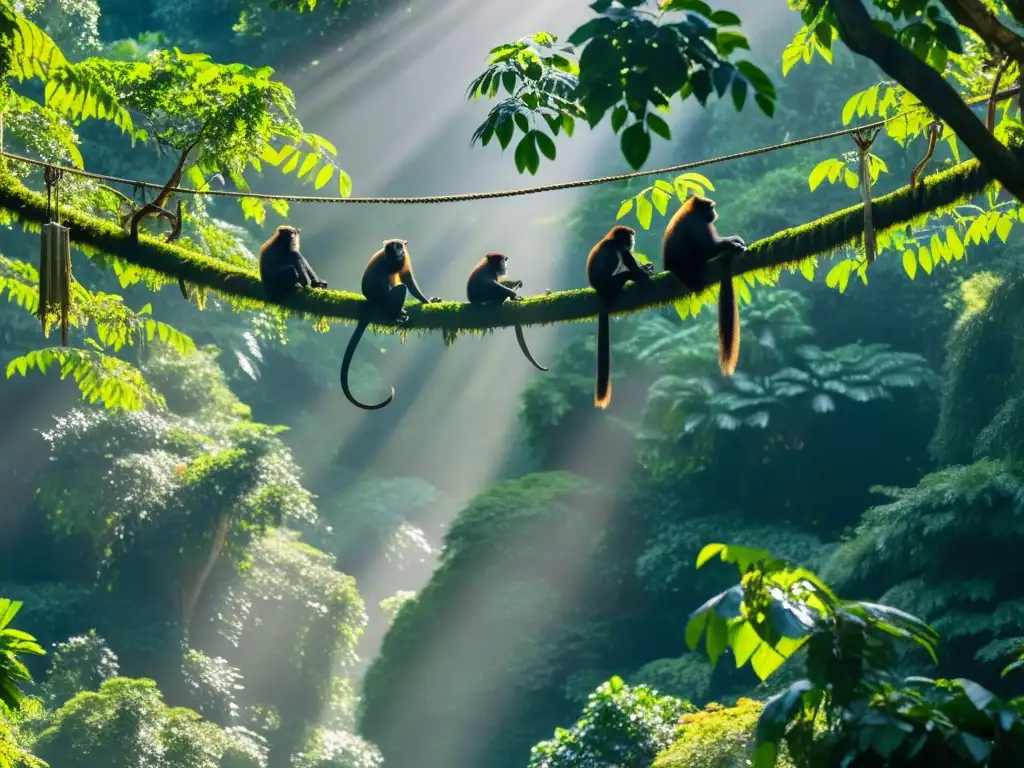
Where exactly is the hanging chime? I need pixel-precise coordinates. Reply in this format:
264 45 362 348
37 166 72 346
852 127 881 265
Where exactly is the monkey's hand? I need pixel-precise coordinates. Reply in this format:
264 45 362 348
545 289 553 295
312 279 328 289
395 310 411 326
427 296 442 303
726 236 747 252
507 279 524 290
640 263 656 276
509 293 522 301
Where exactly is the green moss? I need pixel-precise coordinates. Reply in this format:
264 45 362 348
0 153 998 335
976 393 1024 461
653 698 795 768
931 274 1024 465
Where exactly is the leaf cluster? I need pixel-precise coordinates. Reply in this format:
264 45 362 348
467 0 775 172
680 543 1024 767
528 675 693 768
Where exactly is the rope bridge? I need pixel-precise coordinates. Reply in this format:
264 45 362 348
0 86 1017 334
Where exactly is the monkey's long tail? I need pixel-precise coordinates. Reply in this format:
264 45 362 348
340 320 395 410
514 325 548 372
178 279 191 300
718 259 740 376
595 311 612 409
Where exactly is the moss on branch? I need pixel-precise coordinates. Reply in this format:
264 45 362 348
0 156 999 334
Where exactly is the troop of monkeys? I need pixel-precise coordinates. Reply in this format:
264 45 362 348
258 195 746 411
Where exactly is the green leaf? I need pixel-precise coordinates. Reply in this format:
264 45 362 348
903 249 917 279
635 193 653 229
646 111 671 140
611 105 628 133
313 165 333 190
534 130 556 161
514 133 540 174
697 543 727 568
620 122 651 170
730 76 748 111
616 199 634 219
706 614 728 665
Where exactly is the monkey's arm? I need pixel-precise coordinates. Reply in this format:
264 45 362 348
493 281 519 300
292 249 327 288
620 249 653 281
400 270 438 304
499 277 523 290
714 235 747 258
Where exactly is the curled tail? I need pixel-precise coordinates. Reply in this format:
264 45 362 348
514 325 548 372
717 258 740 376
595 310 612 409
340 319 395 410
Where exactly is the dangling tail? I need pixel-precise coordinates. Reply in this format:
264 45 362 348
178 279 191 300
514 325 548 372
717 259 740 376
595 310 612 409
340 319 395 410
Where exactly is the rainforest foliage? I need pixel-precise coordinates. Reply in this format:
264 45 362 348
2 2 1024 768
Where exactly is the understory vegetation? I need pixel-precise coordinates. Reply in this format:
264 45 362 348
3 1 1024 768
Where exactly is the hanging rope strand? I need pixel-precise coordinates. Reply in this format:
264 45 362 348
2 85 1019 205
853 128 881 264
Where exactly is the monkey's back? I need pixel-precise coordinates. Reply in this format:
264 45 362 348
662 201 707 291
586 239 619 286
361 249 390 298
466 259 496 303
257 236 285 281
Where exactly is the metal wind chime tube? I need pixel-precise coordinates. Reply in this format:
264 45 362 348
853 127 881 266
38 166 72 346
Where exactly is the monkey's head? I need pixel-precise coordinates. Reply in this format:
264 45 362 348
382 239 408 269
690 196 718 223
277 225 300 248
609 225 636 251
485 252 508 276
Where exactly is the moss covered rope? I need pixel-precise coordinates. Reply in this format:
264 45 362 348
0 156 1002 333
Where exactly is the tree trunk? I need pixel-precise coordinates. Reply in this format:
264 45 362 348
180 513 231 626
829 0 1024 203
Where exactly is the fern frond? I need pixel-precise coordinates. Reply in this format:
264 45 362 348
5 347 166 411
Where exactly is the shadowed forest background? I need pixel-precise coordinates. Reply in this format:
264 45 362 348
3 0 1024 767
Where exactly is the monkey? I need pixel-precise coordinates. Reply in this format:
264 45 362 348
466 253 547 372
586 225 655 409
662 196 747 376
258 225 328 302
126 138 200 300
340 239 440 410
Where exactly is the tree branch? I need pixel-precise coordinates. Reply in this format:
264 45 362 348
829 0 1024 202
1003 0 1024 26
939 0 1024 66
0 157 1003 333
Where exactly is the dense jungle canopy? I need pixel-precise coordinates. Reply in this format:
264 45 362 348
3 1 1024 767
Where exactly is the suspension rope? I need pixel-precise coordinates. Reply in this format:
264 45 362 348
2 86 1019 205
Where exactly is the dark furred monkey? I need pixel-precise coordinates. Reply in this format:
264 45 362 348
340 239 440 410
258 225 328 302
466 253 547 372
586 225 654 409
662 196 746 376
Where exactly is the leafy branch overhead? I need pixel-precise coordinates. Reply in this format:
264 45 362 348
790 0 1024 202
68 48 352 225
466 0 776 172
0 254 194 410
